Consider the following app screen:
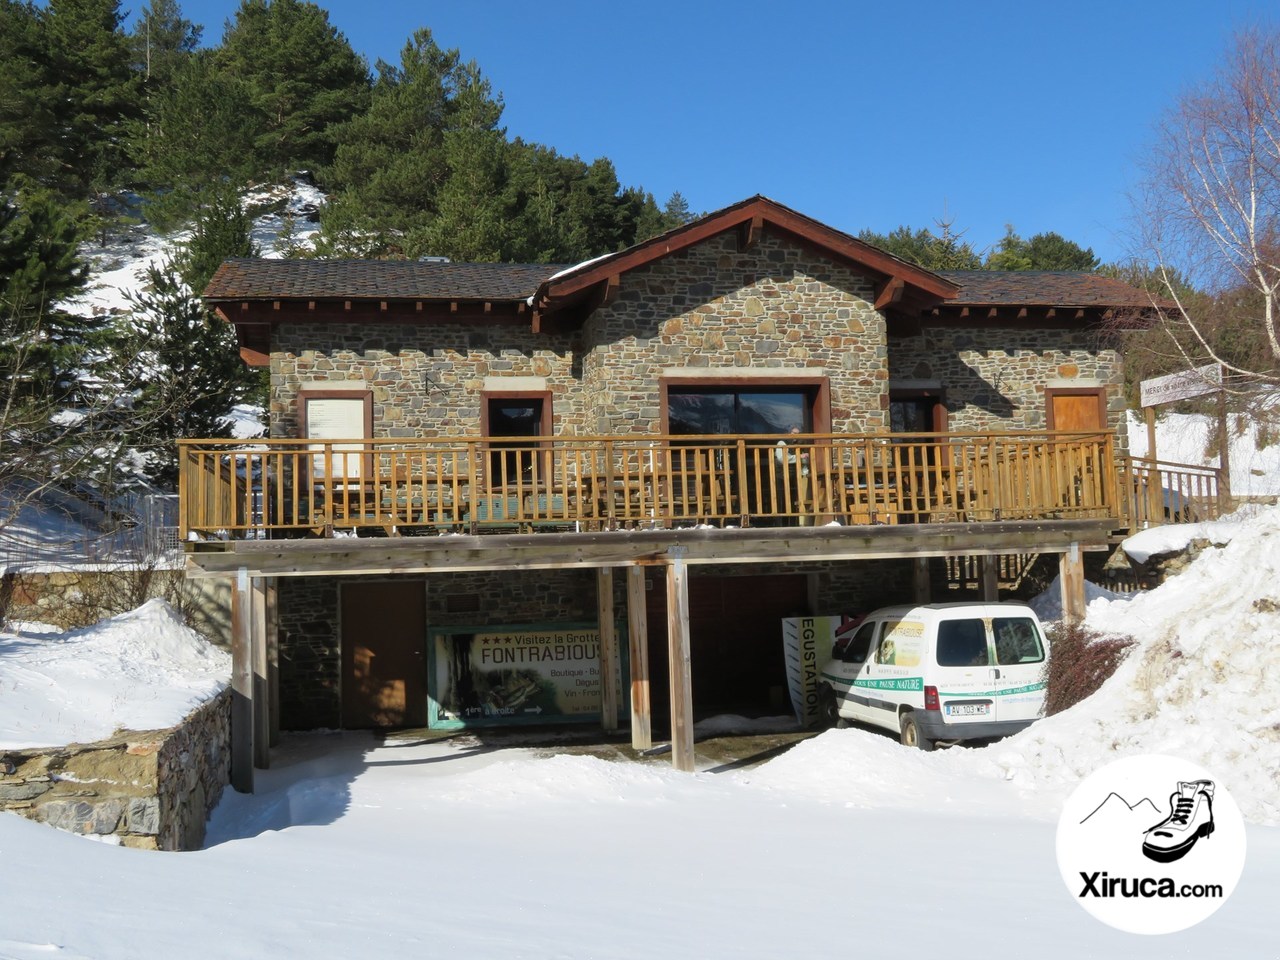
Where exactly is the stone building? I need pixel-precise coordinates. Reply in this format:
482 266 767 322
190 196 1168 785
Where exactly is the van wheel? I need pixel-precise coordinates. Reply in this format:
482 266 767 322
900 712 935 751
818 685 848 729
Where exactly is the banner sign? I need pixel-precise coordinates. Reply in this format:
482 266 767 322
428 623 625 728
1139 364 1222 408
782 616 862 727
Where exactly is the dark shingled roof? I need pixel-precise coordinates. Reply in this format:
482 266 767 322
939 271 1158 308
203 258 565 302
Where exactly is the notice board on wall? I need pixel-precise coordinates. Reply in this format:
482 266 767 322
302 393 369 481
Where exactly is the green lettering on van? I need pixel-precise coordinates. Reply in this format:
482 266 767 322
853 677 924 692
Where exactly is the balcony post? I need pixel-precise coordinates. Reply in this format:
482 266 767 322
596 567 618 733
230 568 255 793
1059 543 1086 624
666 553 695 772
626 566 652 751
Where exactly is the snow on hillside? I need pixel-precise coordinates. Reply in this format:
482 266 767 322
1127 405 1280 498
0 599 228 749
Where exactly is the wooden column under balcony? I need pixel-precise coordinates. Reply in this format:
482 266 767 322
626 566 652 751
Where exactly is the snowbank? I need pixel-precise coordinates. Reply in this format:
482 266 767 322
1120 501 1267 563
0 599 229 749
984 503 1280 824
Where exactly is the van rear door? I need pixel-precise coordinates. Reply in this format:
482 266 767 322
931 616 998 728
989 613 1048 723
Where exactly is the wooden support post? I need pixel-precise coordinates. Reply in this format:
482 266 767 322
230 570 254 793
912 557 931 603
1059 543 1086 625
251 577 270 769
666 556 695 772
980 555 999 602
1217 389 1232 511
266 579 280 748
1145 406 1162 526
626 566 652 751
597 567 618 733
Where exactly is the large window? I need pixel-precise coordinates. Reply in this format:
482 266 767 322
666 387 816 436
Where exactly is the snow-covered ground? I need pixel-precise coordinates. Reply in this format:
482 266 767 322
1 508 1277 956
0 599 228 749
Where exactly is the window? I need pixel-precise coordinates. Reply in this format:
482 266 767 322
834 620 877 663
482 392 551 485
667 388 812 436
889 389 946 434
936 619 990 666
993 618 1046 665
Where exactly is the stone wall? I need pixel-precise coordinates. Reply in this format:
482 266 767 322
888 325 1128 450
1 569 231 645
0 688 230 851
268 322 581 440
581 230 889 435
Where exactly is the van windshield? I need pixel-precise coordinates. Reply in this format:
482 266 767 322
993 618 1046 665
936 619 989 666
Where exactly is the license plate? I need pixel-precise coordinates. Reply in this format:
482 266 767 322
947 702 989 717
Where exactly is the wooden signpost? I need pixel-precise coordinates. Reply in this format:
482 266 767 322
1138 363 1230 522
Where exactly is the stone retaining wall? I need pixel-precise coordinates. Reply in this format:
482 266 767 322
0 688 231 851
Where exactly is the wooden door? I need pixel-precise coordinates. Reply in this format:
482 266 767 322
341 580 427 728
1046 389 1106 432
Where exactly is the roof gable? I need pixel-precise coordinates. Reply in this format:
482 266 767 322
531 195 961 327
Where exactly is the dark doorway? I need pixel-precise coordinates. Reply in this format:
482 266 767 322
646 572 808 723
340 580 427 728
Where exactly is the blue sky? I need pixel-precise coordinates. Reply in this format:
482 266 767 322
140 0 1274 264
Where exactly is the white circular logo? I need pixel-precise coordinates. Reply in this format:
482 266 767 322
1056 754 1247 934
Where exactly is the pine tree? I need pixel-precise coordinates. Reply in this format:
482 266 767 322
124 190 260 484
130 0 202 88
986 227 1099 271
41 0 142 196
318 28 464 256
0 1 60 186
0 181 116 517
133 51 257 229
217 0 370 175
412 59 509 261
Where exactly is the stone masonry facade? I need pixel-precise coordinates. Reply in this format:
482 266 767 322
0 689 230 851
580 231 889 434
888 326 1128 451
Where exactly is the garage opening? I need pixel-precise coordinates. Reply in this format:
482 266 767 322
646 571 808 725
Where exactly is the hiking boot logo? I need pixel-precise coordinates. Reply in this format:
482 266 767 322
1141 780 1215 863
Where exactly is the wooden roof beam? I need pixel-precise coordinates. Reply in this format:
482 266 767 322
741 215 764 250
874 277 906 311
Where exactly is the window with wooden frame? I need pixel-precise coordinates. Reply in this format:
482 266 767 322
889 388 947 435
481 390 553 486
299 389 374 485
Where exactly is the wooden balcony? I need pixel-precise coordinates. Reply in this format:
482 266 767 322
175 429 1222 542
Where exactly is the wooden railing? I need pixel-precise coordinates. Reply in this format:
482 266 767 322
178 430 1132 540
1118 457 1224 528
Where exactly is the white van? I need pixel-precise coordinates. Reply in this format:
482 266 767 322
817 602 1049 750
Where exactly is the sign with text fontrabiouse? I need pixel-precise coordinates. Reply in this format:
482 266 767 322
1139 364 1223 408
428 624 624 728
